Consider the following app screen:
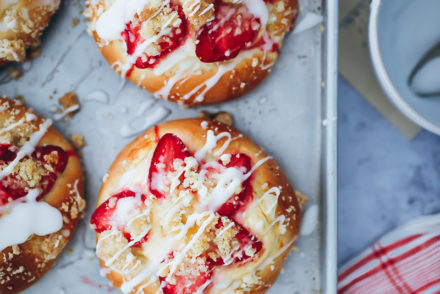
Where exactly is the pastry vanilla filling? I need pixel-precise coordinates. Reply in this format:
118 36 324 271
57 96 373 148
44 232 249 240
93 124 295 293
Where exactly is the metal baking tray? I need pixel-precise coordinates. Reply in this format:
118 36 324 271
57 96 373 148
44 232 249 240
0 0 337 293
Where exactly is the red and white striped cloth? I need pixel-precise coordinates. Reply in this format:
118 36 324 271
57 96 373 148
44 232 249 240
338 214 440 294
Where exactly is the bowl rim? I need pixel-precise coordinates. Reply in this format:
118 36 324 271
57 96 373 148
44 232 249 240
368 0 440 136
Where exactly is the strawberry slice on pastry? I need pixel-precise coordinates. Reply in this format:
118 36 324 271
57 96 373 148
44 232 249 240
148 133 191 199
91 190 149 247
195 3 262 63
160 265 212 294
121 3 188 69
0 145 69 205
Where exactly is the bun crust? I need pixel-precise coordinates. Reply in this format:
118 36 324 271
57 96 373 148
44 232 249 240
85 0 298 105
0 0 60 66
95 118 301 293
0 97 85 293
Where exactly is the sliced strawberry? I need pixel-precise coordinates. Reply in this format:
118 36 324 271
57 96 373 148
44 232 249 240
32 146 69 197
195 3 262 63
216 153 253 217
148 133 191 199
91 190 149 247
91 190 137 233
0 185 15 206
160 262 212 294
121 21 140 56
121 3 188 70
0 144 16 162
210 218 262 265
233 223 262 263
0 145 69 205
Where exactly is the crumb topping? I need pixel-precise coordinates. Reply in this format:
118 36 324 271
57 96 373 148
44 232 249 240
0 1 60 64
93 129 302 294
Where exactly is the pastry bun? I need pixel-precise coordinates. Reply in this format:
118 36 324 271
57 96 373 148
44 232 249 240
0 97 85 293
0 0 60 66
92 118 301 293
85 0 298 105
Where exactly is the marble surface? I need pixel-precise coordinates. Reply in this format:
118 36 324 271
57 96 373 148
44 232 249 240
337 76 440 266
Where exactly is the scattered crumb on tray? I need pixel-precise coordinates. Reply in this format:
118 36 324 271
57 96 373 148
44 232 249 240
13 95 25 105
70 134 86 149
29 47 41 59
71 18 79 26
296 191 308 209
58 92 81 117
9 67 22 80
198 111 234 126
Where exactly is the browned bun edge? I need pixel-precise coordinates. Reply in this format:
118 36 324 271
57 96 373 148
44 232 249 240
97 118 301 293
0 97 85 294
86 0 298 105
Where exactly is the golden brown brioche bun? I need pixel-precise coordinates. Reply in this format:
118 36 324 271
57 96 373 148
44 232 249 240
0 97 85 293
94 118 301 293
85 0 298 106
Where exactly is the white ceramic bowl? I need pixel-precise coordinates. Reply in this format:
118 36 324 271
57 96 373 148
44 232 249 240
369 0 440 135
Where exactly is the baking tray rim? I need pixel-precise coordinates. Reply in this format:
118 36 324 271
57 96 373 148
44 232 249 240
321 0 338 293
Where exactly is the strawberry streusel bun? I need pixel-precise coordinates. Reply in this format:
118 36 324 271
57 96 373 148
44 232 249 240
85 0 298 105
0 97 85 293
91 118 301 293
0 0 60 66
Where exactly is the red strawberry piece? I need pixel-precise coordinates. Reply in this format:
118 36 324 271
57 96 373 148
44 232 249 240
160 263 212 294
0 144 16 162
233 223 262 263
121 3 188 70
121 21 141 56
91 190 149 247
210 218 262 265
32 146 69 199
0 185 15 206
148 133 191 199
216 153 253 217
195 3 262 63
0 145 69 205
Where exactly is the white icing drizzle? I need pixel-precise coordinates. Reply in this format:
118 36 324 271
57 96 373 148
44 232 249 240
247 186 281 215
0 111 36 135
0 118 25 134
217 222 234 238
163 212 215 282
54 104 80 121
292 12 324 35
243 0 268 29
243 156 271 180
0 189 63 251
201 164 246 212
120 101 170 138
257 237 297 270
95 0 150 41
195 130 232 161
92 0 273 103
0 119 52 180
119 6 177 77
194 278 213 294
182 63 237 102
100 129 283 292
267 215 286 230
83 89 110 104
121 263 157 293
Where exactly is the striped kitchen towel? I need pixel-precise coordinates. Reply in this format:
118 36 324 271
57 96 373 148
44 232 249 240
338 214 440 294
